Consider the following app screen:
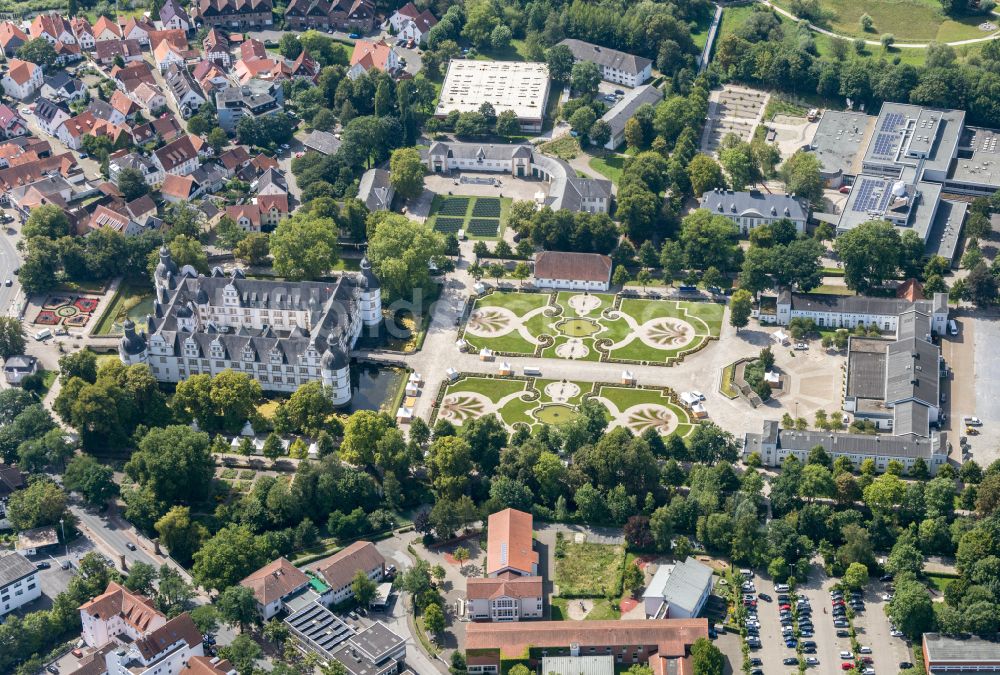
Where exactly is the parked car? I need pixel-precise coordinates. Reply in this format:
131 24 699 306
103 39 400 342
775 583 790 592
836 630 850 638
840 652 854 660
964 416 983 426
126 542 137 551
795 342 808 350
36 561 50 569
348 33 361 38
806 657 820 665
859 646 871 654
899 662 914 669
783 658 798 666
840 664 854 671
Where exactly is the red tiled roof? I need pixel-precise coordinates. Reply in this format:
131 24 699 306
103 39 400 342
79 581 164 633
534 251 612 284
465 619 710 659
466 572 542 600
897 278 924 301
257 193 288 214
0 22 28 47
161 173 196 199
312 541 384 591
30 14 69 40
154 134 197 171
486 508 537 576
134 612 201 661
110 90 138 116
93 15 121 38
181 656 236 675
239 557 308 605
350 39 393 72
6 59 38 86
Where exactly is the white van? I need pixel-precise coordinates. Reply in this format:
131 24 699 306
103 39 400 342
34 328 52 341
948 319 959 335
523 366 542 376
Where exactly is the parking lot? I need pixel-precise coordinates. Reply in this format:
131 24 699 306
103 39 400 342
738 565 911 674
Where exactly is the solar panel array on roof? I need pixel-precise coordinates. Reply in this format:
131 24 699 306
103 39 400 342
881 112 905 132
872 132 899 158
285 601 356 655
852 177 893 213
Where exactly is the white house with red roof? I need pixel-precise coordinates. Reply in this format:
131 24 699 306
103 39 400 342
386 3 437 44
347 39 399 80
2 59 43 100
121 16 155 45
29 13 75 45
0 105 27 138
70 17 95 50
92 15 122 41
0 22 29 57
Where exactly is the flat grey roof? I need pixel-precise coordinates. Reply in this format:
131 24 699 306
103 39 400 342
924 198 967 262
347 622 404 663
541 655 615 675
924 633 1000 664
837 175 942 243
862 102 965 175
810 110 873 178
948 127 1000 189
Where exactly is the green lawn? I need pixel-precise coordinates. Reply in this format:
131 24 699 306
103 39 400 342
539 136 582 160
554 542 626 597
588 154 627 184
772 0 995 42
720 362 740 399
448 376 526 403
478 291 549 314
551 597 622 621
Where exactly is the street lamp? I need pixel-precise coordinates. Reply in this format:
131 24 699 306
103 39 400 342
59 518 67 559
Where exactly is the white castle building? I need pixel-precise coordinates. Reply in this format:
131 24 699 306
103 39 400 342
119 247 382 405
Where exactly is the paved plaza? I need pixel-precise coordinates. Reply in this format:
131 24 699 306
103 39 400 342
463 290 724 364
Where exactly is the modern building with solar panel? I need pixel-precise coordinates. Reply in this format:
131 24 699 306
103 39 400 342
820 102 984 263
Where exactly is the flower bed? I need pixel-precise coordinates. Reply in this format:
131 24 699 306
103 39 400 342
35 310 60 325
73 297 99 313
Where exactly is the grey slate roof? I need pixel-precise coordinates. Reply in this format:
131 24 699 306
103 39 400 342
357 168 392 211
0 552 36 588
302 129 341 156
773 428 939 459
426 141 532 161
645 557 713 617
33 97 68 125
699 189 809 222
601 84 663 138
885 336 939 407
557 38 651 76
786 293 938 317
165 62 205 103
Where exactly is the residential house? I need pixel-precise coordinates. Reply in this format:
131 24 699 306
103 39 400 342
202 28 231 66
154 38 188 72
0 105 27 138
58 112 131 150
697 189 810 235
89 98 126 124
53 40 83 66
239 557 312 620
2 59 43 100
160 173 198 202
0 552 41 618
92 15 122 41
121 16 155 45
132 82 168 112
193 61 230 95
356 168 392 211
29 13 76 46
78 612 204 675
125 194 159 228
226 203 264 231
0 22 28 57
153 134 200 176
215 79 283 132
79 581 166 648
110 90 140 121
32 97 70 137
234 54 290 83
311 541 385 605
159 0 194 32
41 72 86 103
95 38 143 65
165 62 207 117
132 114 184 145
112 60 157 91
386 3 437 44
556 38 652 87
533 251 613 292
3 355 39 385
0 464 26 499
599 84 663 150
218 145 251 174
239 36 267 61
284 0 375 32
287 50 320 82
70 17 95 50
642 558 714 619
195 0 274 29
147 28 189 51
190 161 228 194
86 203 147 236
0 152 77 192
254 167 289 224
347 39 399 80
301 129 340 155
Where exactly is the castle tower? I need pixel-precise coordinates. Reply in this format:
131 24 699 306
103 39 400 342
358 256 382 326
118 318 148 366
321 346 352 405
154 245 179 292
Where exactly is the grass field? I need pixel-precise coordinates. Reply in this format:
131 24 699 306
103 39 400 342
554 542 626 597
550 597 622 620
539 135 582 160
588 154 627 185
426 195 511 240
773 0 995 42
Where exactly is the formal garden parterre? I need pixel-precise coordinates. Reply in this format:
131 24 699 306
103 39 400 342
432 374 698 438
462 290 724 365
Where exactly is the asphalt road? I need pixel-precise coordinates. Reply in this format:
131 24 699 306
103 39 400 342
0 220 22 318
70 502 170 572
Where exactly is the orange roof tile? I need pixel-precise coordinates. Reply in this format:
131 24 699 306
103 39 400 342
79 581 165 633
6 59 38 86
161 173 196 199
239 557 308 605
486 508 537 576
350 39 393 72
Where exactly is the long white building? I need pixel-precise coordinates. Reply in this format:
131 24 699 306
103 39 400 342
120 248 382 405
0 552 40 618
